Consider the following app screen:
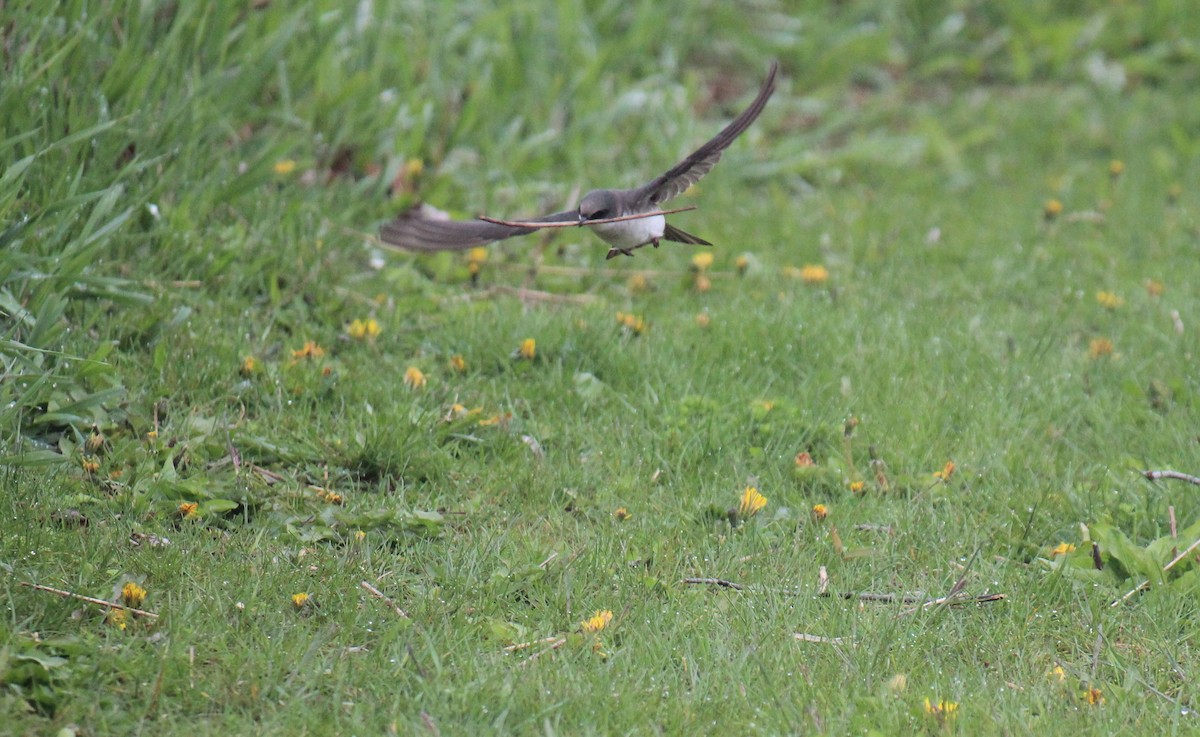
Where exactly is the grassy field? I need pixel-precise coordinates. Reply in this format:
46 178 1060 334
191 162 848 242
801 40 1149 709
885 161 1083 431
3 1 1199 734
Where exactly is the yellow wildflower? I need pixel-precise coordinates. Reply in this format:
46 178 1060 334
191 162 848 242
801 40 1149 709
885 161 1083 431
85 431 105 453
794 451 815 468
614 507 632 521
518 338 536 361
449 354 467 373
691 252 714 272
1051 542 1076 556
849 480 866 494
933 461 956 481
616 312 646 335
798 264 829 284
81 458 100 474
1108 159 1124 178
1088 338 1114 359
107 608 128 630
291 592 311 609
694 274 712 292
753 400 775 413
478 412 511 428
292 340 325 359
1050 665 1066 682
347 318 381 340
273 159 297 175
1095 291 1123 309
240 356 259 376
403 366 426 389
924 698 958 719
146 430 158 441
122 582 147 609
581 609 613 634
694 312 711 328
1085 687 1104 705
1143 279 1164 298
1044 198 1063 219
811 504 828 520
627 273 651 293
404 157 424 179
466 246 488 264
737 486 767 518
735 254 750 275
178 502 200 519
354 530 367 542
324 492 344 505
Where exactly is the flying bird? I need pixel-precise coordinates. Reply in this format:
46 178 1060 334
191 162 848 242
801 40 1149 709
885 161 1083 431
381 62 778 260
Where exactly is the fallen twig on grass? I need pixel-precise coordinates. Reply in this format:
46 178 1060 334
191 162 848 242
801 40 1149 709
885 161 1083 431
360 581 410 619
1143 469 1200 486
681 577 746 590
793 633 847 645
478 206 697 230
20 581 159 619
683 572 1005 609
1111 534 1200 607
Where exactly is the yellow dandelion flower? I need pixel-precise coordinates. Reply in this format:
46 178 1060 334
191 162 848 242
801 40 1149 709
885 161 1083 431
478 412 511 428
1088 337 1114 359
694 274 712 292
1143 279 1164 298
1051 542 1076 556
354 530 366 542
735 254 750 275
694 312 711 328
449 354 467 373
1085 687 1104 705
240 356 259 376
614 507 632 521
325 492 344 505
122 582 147 609
85 431 105 453
1108 159 1124 178
627 273 651 293
292 340 325 359
581 609 613 634
691 252 714 272
146 430 158 441
403 366 426 389
1050 665 1066 682
178 501 200 519
799 265 829 284
737 486 768 518
404 157 424 178
933 461 956 481
849 480 866 494
347 318 381 340
1095 291 1123 309
107 608 128 630
273 159 297 175
811 504 828 520
794 451 815 468
81 458 100 474
291 592 311 609
616 312 646 334
519 338 536 360
1044 198 1063 219
924 698 958 718
465 246 488 264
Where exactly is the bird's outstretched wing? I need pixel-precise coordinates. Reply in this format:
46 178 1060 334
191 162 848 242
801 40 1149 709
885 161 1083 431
380 206 578 252
633 61 778 206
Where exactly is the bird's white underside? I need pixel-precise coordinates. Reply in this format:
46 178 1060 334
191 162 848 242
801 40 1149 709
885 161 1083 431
589 214 666 249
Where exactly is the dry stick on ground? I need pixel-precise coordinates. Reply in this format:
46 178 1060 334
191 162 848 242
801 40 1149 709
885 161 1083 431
478 205 697 230
20 582 160 619
360 581 410 619
1111 534 1200 607
680 577 1003 606
1143 469 1200 486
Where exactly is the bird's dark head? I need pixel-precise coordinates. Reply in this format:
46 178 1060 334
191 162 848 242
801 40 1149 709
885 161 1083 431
578 190 618 222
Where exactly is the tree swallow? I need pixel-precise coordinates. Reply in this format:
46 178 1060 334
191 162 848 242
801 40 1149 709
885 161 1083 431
381 62 777 260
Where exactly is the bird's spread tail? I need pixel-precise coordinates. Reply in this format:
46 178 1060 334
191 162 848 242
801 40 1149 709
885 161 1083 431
662 223 712 246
